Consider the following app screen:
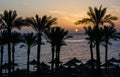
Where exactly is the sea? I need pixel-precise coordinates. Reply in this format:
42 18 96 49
1 33 120 71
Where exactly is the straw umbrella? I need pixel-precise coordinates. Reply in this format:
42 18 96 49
102 62 117 68
107 57 118 63
40 62 50 69
63 61 77 67
67 57 82 64
85 59 97 67
29 59 38 71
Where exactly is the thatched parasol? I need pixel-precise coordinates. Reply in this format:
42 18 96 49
102 62 117 67
67 57 82 63
29 59 38 65
85 59 97 66
108 57 118 62
63 61 77 67
29 59 38 71
39 62 50 69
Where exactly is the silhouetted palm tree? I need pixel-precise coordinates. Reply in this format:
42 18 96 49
75 5 117 77
45 28 56 77
102 25 119 73
20 33 37 73
84 26 95 70
45 27 68 75
0 30 8 76
25 15 57 74
53 27 68 70
11 31 22 72
0 10 24 76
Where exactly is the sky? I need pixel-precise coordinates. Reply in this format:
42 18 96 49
0 0 120 33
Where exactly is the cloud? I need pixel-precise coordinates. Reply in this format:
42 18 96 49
111 5 120 9
49 10 85 18
49 10 86 23
110 5 120 12
49 10 68 15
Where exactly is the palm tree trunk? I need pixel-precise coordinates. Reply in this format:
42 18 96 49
90 43 94 68
55 50 58 70
0 46 4 77
105 41 108 74
8 26 11 77
90 43 96 77
12 43 15 73
51 45 55 77
56 46 61 70
95 24 103 77
96 42 102 77
37 33 41 76
27 46 30 73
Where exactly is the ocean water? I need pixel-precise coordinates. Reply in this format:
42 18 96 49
1 33 120 70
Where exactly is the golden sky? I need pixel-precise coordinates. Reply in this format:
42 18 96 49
0 0 120 33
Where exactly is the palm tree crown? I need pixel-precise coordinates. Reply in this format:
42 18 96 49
75 5 117 26
0 10 24 29
21 33 37 48
84 26 95 45
102 25 118 43
11 31 22 45
25 15 57 33
0 30 8 45
45 27 68 46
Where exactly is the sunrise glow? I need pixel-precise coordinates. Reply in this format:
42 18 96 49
0 0 120 33
75 28 79 32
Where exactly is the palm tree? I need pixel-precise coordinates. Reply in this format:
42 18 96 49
0 10 24 76
11 31 22 72
84 26 95 70
0 30 8 76
102 25 118 73
45 27 68 74
44 28 56 77
52 27 68 70
75 5 117 77
25 15 57 74
20 33 37 73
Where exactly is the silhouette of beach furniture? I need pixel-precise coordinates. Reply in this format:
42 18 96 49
14 69 28 77
74 63 89 70
102 62 117 68
117 59 120 63
59 64 67 70
2 62 18 76
63 57 82 67
2 62 18 70
85 59 97 67
29 59 38 71
107 57 118 62
39 62 50 69
34 62 50 72
67 57 82 63
63 61 78 67
29 59 38 65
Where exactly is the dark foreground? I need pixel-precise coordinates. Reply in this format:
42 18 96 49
1 65 120 77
